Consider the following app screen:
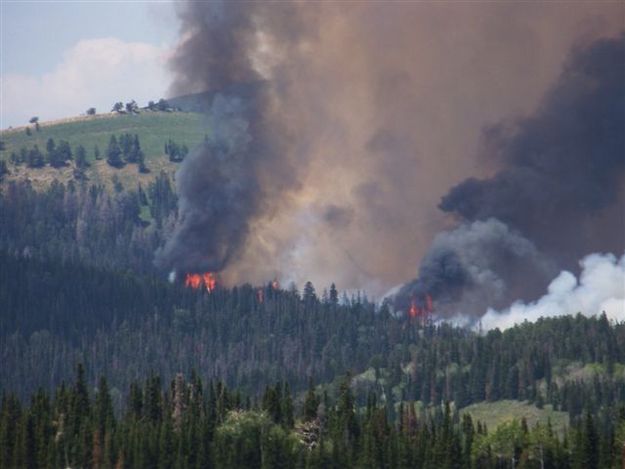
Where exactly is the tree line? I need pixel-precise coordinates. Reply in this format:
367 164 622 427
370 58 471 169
0 175 176 275
2 367 624 469
3 132 189 175
2 243 624 424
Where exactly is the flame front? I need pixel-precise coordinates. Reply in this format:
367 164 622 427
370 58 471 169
185 272 217 292
408 294 434 321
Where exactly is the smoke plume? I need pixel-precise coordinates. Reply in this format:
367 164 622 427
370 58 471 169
395 219 557 316
155 3 309 274
440 33 625 267
160 0 623 320
478 253 625 331
155 92 262 273
396 32 625 318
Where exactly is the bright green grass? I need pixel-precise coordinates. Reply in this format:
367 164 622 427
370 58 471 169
0 112 206 162
461 400 569 434
0 112 208 191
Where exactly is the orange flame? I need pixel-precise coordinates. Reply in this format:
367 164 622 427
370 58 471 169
184 272 217 292
408 294 434 320
271 278 280 290
203 272 217 292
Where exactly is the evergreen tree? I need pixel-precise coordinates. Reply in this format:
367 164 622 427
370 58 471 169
75 145 89 170
582 412 599 469
282 383 294 429
303 379 320 422
329 283 339 305
26 145 45 168
106 136 124 168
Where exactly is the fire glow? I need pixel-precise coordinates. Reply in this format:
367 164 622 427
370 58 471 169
184 272 217 292
409 293 433 320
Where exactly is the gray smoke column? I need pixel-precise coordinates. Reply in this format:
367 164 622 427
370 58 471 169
396 33 625 317
395 219 557 316
157 1 623 305
154 2 308 275
440 33 625 265
156 92 261 273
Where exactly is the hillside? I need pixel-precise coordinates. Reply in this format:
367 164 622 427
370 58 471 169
2 247 624 467
0 111 205 189
460 400 569 435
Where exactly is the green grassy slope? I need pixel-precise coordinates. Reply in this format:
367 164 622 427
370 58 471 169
0 112 206 190
461 400 569 434
1 112 205 162
350 364 572 435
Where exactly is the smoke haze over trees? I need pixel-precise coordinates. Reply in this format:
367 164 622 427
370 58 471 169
158 2 624 324
2 4 625 466
398 34 625 318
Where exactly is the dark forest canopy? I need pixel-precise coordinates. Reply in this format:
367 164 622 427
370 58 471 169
2 366 624 469
1 176 625 469
2 248 625 421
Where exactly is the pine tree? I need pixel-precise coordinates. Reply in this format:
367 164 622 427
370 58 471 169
27 146 45 168
158 416 175 469
106 136 124 168
282 383 294 429
72 363 90 424
75 145 89 169
303 282 317 305
262 384 282 425
145 375 162 424
582 412 599 469
337 374 358 446
94 376 115 438
329 283 339 305
303 379 320 422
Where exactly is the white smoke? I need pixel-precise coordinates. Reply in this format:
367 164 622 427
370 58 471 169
478 252 625 330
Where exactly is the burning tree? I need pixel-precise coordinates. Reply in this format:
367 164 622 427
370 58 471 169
184 272 217 292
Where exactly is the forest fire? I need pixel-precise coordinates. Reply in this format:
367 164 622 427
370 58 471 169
408 294 433 322
184 272 217 292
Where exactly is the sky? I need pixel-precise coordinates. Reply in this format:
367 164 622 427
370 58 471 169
1 1 177 128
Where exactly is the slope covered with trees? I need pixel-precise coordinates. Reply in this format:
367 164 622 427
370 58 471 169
0 112 205 192
2 367 624 469
2 242 625 426
1 117 625 467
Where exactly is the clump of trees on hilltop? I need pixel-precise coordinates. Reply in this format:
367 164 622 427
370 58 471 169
164 138 189 162
109 98 176 114
106 133 148 172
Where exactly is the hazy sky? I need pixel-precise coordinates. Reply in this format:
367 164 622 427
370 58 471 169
1 1 177 128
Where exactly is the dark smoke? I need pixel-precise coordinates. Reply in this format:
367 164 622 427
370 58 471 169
397 33 625 317
323 204 354 229
155 92 263 273
155 2 309 275
441 33 625 264
395 219 556 316
158 0 623 317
